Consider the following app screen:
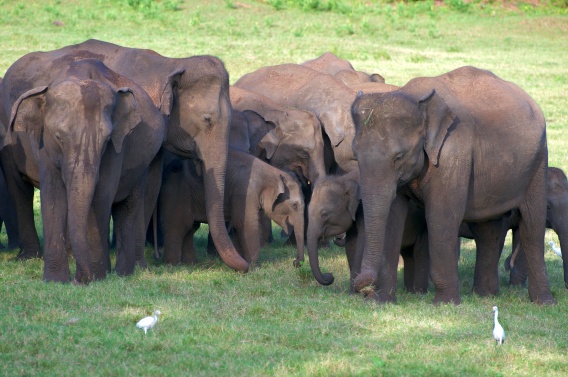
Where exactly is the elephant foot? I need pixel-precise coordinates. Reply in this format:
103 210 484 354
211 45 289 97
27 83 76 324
16 248 41 260
363 289 396 304
432 292 461 306
529 291 556 305
293 258 303 268
353 269 376 292
136 258 147 269
44 273 72 284
473 286 499 297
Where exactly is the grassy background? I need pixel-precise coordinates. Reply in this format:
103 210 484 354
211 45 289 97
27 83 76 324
1 0 567 375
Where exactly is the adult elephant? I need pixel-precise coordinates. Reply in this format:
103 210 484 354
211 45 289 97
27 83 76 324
0 39 249 273
235 63 360 175
306 169 429 294
351 66 554 305
2 59 165 283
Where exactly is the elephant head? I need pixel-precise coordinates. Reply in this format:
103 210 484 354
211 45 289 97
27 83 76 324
262 172 305 266
9 60 142 282
546 167 568 289
159 58 249 273
307 171 360 285
351 88 455 292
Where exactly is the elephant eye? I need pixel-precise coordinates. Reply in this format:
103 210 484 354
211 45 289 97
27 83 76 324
298 150 310 159
292 202 299 211
320 210 328 219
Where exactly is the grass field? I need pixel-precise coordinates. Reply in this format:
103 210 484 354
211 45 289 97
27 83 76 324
1 1 568 376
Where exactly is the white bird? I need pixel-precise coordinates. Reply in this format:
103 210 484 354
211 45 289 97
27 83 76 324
548 241 563 258
492 306 505 345
136 310 161 335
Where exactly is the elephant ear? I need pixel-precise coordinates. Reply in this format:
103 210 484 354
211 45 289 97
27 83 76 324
111 87 141 154
159 68 185 116
9 86 48 148
319 110 345 148
345 178 360 221
418 89 456 167
258 129 280 159
262 174 287 212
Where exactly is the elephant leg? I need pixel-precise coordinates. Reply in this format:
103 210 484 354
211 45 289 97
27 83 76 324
259 213 273 247
470 218 504 296
181 222 200 265
411 230 430 294
519 161 554 304
345 221 362 294
113 179 147 276
40 163 71 283
0 170 19 249
141 151 163 263
508 228 527 287
400 246 416 293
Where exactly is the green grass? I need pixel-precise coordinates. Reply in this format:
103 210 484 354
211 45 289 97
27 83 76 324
1 1 568 375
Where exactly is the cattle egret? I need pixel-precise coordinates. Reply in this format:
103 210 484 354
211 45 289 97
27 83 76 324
548 241 563 258
492 306 505 345
136 310 161 335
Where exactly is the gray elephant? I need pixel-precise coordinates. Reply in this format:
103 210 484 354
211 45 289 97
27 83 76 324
0 39 248 273
235 63 360 175
301 52 385 86
351 66 553 305
159 149 305 266
1 58 165 283
490 167 568 289
306 169 429 294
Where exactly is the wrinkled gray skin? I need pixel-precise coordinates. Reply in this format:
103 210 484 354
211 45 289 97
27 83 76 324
230 86 326 187
301 52 385 87
235 63 360 175
352 66 553 305
160 149 305 266
306 169 429 294
0 39 249 273
1 59 165 283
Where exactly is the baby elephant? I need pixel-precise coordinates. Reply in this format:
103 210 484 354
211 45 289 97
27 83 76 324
307 170 429 293
159 149 305 266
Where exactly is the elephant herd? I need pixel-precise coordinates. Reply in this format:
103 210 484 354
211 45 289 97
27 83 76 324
0 39 565 306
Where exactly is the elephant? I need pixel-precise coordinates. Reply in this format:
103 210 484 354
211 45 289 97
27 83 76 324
0 58 166 283
0 39 249 273
306 169 429 294
159 149 305 267
235 63 360 175
467 167 568 289
230 86 327 187
301 52 385 86
351 66 554 305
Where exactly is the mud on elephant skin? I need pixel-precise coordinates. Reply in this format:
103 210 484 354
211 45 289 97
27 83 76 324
306 169 429 294
1 58 166 283
0 39 249 273
351 66 554 305
159 149 305 267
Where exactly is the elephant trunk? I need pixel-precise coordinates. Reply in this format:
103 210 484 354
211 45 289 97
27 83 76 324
200 145 249 272
65 168 106 283
353 169 397 297
292 211 305 268
307 217 334 285
552 220 568 289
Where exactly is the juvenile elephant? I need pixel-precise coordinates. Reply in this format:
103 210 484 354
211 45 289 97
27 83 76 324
230 86 327 187
0 39 248 273
160 149 305 266
301 52 385 86
351 66 554 305
235 63 360 175
306 169 429 293
1 59 165 283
